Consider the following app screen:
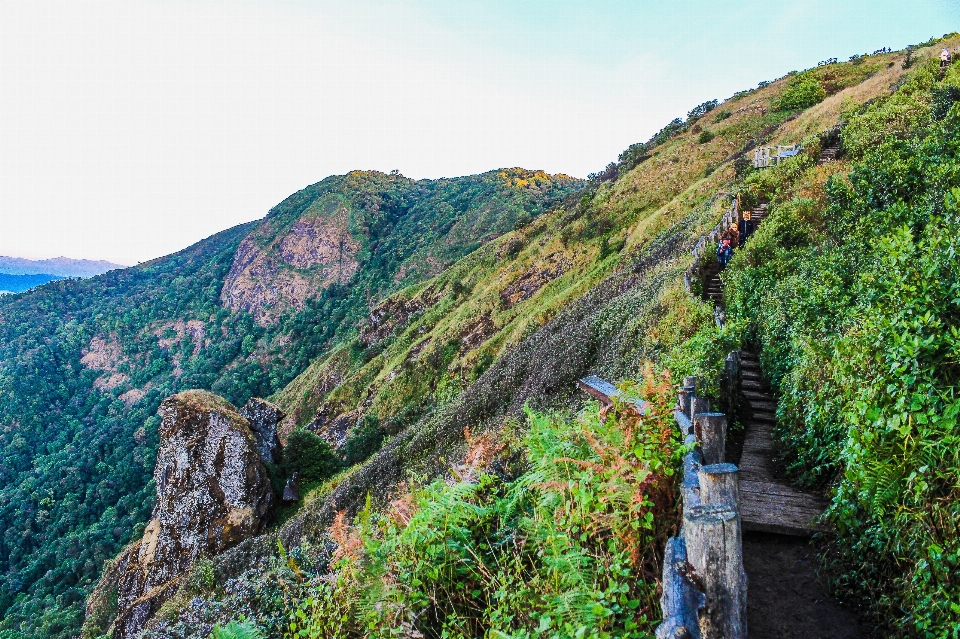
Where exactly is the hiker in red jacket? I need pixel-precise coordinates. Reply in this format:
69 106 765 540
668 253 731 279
717 238 734 267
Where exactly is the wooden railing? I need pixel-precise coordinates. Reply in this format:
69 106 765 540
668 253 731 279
657 376 747 639
684 199 739 295
753 144 801 168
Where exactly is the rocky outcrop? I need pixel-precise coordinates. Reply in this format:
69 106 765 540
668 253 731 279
95 391 276 639
357 284 444 347
499 252 572 308
307 406 357 450
220 212 360 325
239 398 284 464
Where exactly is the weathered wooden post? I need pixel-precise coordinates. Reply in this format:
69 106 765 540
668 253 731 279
693 413 727 465
679 386 696 416
698 463 739 512
682 435 703 508
684 504 747 639
690 396 710 422
723 351 740 417
656 536 706 639
683 376 698 392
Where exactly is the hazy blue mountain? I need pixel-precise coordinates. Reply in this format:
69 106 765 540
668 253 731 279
0 273 65 293
0 256 125 278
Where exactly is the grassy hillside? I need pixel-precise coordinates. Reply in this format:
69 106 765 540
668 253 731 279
687 36 960 635
93 35 960 639
0 170 578 639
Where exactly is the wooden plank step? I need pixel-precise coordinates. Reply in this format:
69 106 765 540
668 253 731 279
740 481 827 504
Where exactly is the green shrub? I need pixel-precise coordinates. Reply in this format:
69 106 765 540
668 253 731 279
697 129 715 144
283 430 344 483
281 368 682 638
774 72 827 111
210 620 262 639
342 416 386 466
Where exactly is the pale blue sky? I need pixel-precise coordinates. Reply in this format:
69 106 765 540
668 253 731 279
0 0 956 264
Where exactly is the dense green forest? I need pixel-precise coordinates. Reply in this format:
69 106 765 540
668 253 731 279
0 170 579 639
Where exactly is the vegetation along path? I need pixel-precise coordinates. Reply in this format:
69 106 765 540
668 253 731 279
709 205 863 637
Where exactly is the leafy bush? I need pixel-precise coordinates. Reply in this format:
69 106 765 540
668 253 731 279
698 129 715 144
687 99 718 121
774 72 827 111
283 431 343 483
210 620 262 639
276 367 681 638
713 69 960 633
341 416 386 466
618 143 649 174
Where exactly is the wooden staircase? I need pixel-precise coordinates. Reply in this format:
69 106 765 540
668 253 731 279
703 266 723 306
736 351 828 536
818 143 840 164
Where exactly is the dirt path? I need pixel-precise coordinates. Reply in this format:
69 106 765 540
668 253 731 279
743 531 863 638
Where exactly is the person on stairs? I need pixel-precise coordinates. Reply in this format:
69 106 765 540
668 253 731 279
721 223 740 248
942 48 952 69
717 237 734 268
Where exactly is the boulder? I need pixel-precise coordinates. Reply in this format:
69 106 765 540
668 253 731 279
101 390 276 639
239 397 284 464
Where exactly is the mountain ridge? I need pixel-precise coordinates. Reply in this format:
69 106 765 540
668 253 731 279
0 255 126 277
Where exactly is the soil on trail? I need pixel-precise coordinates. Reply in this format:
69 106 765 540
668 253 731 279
744 532 863 639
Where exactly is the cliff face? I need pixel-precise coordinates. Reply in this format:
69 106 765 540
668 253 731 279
90 391 277 639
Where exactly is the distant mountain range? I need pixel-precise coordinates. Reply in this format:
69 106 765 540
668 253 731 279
0 273 66 294
0 255 125 278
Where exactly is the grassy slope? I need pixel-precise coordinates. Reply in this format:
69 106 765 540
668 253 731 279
111 43 934 637
0 170 576 639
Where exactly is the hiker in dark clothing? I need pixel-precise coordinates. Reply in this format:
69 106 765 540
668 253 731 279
739 211 756 243
717 238 734 267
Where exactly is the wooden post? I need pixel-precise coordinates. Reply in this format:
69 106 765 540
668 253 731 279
694 412 727 465
679 386 695 415
682 444 702 509
698 463 739 512
690 396 710 422
683 377 698 393
684 504 747 639
656 536 705 639
723 351 740 418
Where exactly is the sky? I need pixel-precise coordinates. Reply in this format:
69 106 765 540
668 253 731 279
0 1 957 265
